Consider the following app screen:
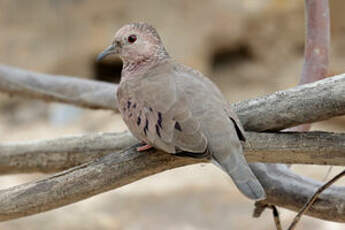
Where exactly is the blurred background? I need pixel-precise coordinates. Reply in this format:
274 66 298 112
0 0 345 229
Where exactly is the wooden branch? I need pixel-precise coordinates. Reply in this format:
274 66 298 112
289 0 330 132
1 135 345 222
301 0 329 85
0 1 338 224
242 0 331 131
251 163 345 223
271 206 283 230
245 131 345 166
1 65 345 222
234 73 345 131
1 131 345 174
1 65 345 132
288 169 345 230
0 65 118 111
0 132 137 174
258 2 331 228
0 145 204 222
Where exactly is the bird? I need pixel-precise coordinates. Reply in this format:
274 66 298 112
97 23 266 200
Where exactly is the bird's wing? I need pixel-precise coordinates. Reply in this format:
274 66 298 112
173 65 264 200
224 103 246 141
174 63 246 142
132 64 207 154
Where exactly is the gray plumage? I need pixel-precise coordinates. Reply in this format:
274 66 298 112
98 23 266 200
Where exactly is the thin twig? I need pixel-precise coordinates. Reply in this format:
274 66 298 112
288 169 345 230
322 166 333 182
271 205 282 230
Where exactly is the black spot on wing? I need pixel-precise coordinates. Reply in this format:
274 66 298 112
144 119 149 136
175 122 182 131
157 112 162 128
137 116 141 126
133 103 137 108
155 124 161 138
127 101 131 109
229 117 246 141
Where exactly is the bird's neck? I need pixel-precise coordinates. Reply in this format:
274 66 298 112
121 49 170 79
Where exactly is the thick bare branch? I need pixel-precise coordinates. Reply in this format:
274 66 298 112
1 138 345 222
0 1 338 224
258 2 331 228
234 74 345 131
1 64 345 222
0 65 118 111
0 146 204 222
0 132 137 174
288 170 345 230
252 163 345 223
1 65 345 132
1 131 345 174
245 131 345 166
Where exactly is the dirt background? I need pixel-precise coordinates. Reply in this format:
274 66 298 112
0 0 345 229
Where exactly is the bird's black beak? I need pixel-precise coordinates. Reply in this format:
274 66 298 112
97 44 116 62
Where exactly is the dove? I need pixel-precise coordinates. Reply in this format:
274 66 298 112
97 23 266 200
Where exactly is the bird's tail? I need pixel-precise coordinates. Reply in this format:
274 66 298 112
212 152 266 201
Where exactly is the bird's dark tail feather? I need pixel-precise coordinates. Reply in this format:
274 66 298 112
212 155 266 201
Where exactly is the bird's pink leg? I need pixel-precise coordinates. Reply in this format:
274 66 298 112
136 144 153 152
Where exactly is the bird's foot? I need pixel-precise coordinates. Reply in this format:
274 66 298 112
136 144 153 152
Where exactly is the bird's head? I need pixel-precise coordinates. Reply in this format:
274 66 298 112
97 23 169 64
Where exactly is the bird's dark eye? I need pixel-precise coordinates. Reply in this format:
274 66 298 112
128 34 137 43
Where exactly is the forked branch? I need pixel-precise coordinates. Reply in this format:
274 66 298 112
1 64 345 222
1 140 345 222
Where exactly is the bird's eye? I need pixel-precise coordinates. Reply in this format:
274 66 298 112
128 34 137 43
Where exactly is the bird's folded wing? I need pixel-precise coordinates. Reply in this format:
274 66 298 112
134 72 207 154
